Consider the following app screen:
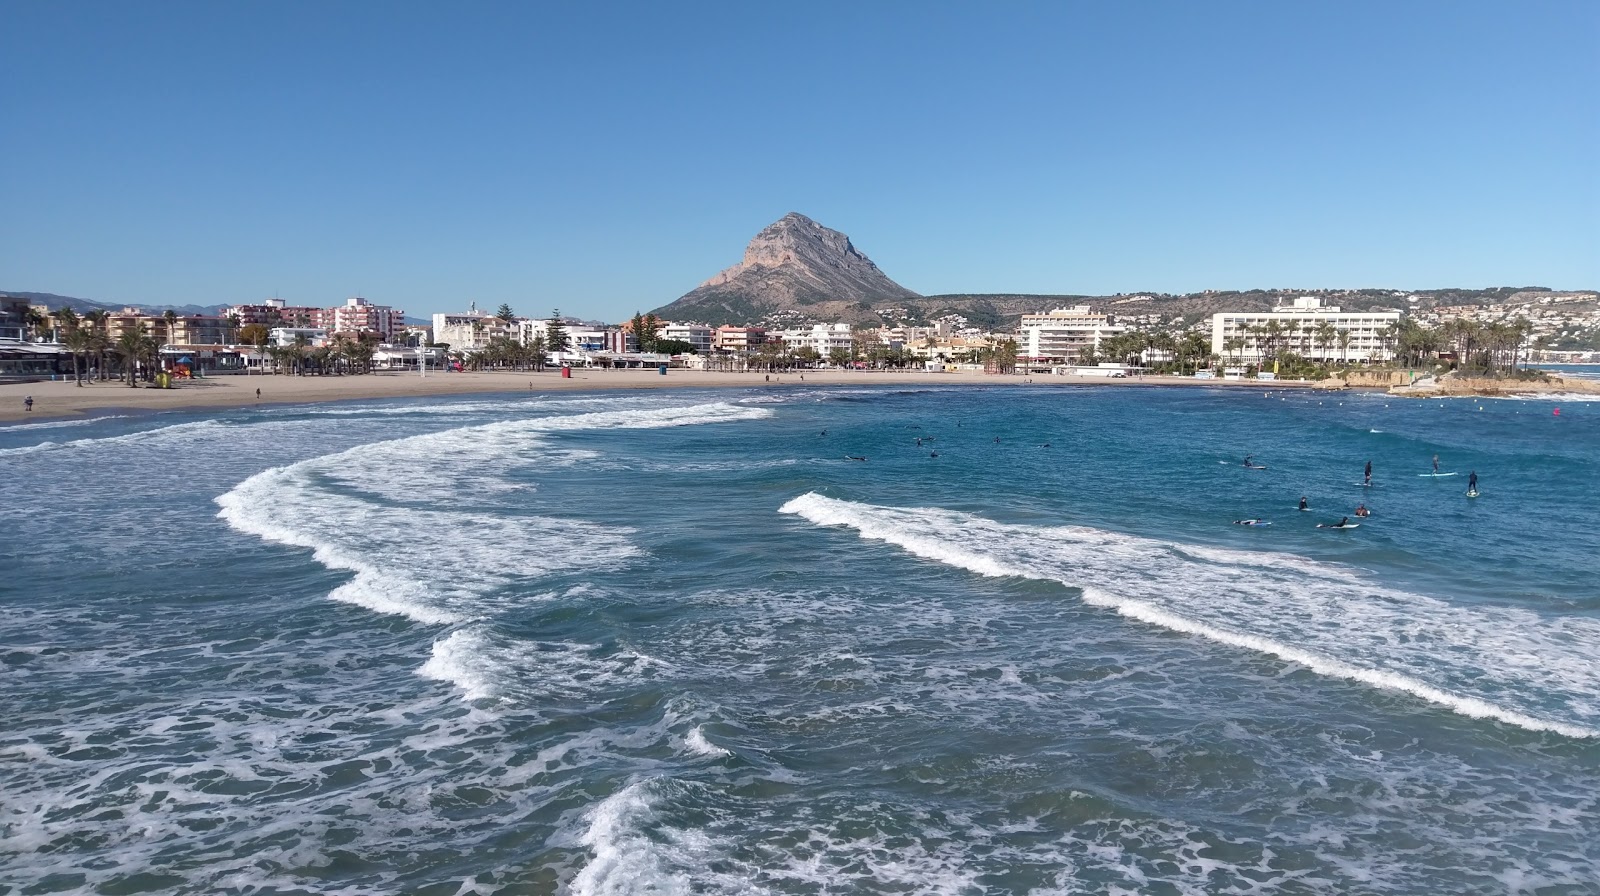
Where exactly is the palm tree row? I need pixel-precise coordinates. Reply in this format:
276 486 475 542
458 334 547 372
258 332 389 375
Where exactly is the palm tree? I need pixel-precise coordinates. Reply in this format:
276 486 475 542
82 310 111 380
1337 331 1353 365
162 309 179 349
115 322 155 386
58 308 87 385
23 306 50 342
292 333 310 375
1314 321 1337 363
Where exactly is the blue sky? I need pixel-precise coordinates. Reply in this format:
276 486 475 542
3 1 1595 321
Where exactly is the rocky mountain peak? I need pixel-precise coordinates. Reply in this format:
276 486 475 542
654 214 918 326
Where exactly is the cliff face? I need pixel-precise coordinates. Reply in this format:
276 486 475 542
652 213 919 326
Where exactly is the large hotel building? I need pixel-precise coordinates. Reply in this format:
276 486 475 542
1210 297 1401 364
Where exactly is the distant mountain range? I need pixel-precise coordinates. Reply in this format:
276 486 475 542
649 214 1586 330
2 291 431 326
2 291 231 318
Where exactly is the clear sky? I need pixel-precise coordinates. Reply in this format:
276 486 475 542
3 1 1596 322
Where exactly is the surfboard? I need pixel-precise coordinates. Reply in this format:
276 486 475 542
1298 507 1312 512
1317 523 1360 529
1466 489 1480 498
1232 519 1271 526
1244 464 1268 470
1419 472 1458 477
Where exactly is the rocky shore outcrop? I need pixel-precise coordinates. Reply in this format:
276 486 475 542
1387 371 1600 398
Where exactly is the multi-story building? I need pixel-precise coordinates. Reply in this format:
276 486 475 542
661 323 714 354
268 327 330 347
435 309 510 351
227 297 402 339
226 298 325 329
0 295 30 341
777 323 855 357
328 296 405 340
715 326 767 352
1210 297 1401 364
1018 306 1125 364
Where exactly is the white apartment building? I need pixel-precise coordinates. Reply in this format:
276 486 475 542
268 327 329 347
660 323 714 354
777 323 855 357
1018 306 1125 363
1210 297 1401 364
434 310 513 351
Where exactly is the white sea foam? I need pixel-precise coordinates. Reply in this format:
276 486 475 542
684 725 732 758
0 414 126 433
216 401 766 628
0 418 226 458
779 492 1600 738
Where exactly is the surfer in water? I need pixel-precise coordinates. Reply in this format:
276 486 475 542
1468 470 1478 491
1244 454 1255 468
1364 460 1372 486
1299 496 1309 511
1432 454 1440 474
1355 504 1370 517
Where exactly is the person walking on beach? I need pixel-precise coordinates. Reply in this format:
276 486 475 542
24 395 33 412
255 387 261 400
1364 460 1372 486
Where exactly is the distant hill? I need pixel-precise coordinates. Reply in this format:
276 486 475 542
646 217 1585 331
2 291 230 317
651 213 920 327
3 290 432 326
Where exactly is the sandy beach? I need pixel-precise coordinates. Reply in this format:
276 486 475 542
0 369 1321 422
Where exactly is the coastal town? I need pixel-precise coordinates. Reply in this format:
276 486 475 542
3 286 1597 398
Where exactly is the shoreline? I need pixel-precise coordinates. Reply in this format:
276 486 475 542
0 370 1320 422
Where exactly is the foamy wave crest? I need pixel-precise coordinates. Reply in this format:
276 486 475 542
419 629 504 700
217 463 638 625
418 626 669 705
0 419 225 458
0 414 126 433
779 493 1600 738
684 725 732 758
308 401 773 504
217 402 764 627
571 781 732 896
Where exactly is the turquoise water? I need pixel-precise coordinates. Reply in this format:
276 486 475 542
3 385 1598 894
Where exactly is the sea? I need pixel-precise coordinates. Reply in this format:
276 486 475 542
3 383 1598 895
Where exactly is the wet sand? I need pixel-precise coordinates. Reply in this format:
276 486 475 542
0 369 1312 422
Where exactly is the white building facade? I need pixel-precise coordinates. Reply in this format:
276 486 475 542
660 323 714 354
777 323 855 358
1018 306 1125 364
434 310 513 351
1210 297 1401 364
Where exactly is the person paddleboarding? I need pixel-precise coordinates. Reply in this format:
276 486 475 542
1364 460 1372 486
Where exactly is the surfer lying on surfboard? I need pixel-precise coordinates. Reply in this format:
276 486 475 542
1232 519 1270 526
